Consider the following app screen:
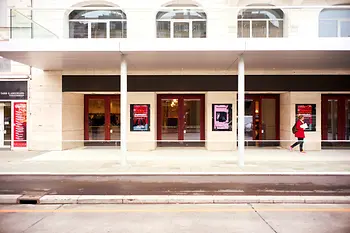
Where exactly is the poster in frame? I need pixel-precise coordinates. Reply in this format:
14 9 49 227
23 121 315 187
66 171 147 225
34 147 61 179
130 104 150 132
212 104 232 131
295 104 316 132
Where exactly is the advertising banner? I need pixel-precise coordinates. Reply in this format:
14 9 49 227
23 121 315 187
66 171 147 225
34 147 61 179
0 81 28 100
13 102 27 147
212 104 232 131
295 104 316 131
130 104 150 131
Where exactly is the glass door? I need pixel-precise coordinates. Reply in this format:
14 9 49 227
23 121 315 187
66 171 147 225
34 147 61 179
184 99 201 146
161 98 179 143
346 100 350 140
110 99 120 142
0 104 4 147
88 98 106 141
327 99 338 140
261 98 277 146
85 95 120 146
243 99 255 145
158 95 205 147
238 95 279 147
3 103 11 147
322 95 350 148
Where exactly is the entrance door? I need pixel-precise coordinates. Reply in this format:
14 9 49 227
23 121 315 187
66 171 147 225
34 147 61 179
322 95 350 148
84 95 120 146
0 104 4 147
241 95 280 147
157 94 205 146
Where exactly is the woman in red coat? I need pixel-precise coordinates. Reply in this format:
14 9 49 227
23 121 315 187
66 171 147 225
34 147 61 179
290 115 306 153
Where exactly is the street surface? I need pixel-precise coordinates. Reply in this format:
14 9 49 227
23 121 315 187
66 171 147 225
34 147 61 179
0 204 349 233
0 175 349 196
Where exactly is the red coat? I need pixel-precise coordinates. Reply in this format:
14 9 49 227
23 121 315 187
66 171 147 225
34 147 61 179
295 120 305 138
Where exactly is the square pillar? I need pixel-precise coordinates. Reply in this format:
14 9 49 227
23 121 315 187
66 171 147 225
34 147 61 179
206 92 236 150
62 93 84 150
127 92 157 151
28 69 63 150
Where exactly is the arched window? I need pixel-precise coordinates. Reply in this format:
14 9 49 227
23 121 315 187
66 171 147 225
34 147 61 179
69 5 127 38
319 8 350 37
156 5 207 38
237 8 284 38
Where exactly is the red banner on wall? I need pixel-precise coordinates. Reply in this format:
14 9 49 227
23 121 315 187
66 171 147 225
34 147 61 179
13 102 27 148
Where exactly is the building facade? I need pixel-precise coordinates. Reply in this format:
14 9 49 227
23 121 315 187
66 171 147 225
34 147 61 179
0 0 349 151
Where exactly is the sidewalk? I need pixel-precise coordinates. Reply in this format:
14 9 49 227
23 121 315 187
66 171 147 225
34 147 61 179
0 148 349 174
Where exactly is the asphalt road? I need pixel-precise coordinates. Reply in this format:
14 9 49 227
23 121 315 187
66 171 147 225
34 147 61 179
0 204 350 233
0 175 349 196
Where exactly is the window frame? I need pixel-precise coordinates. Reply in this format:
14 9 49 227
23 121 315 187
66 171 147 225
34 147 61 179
69 9 127 39
319 8 350 38
156 9 207 38
237 8 284 38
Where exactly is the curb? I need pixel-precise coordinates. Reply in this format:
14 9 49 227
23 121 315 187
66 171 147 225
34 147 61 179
0 172 350 175
1 195 350 205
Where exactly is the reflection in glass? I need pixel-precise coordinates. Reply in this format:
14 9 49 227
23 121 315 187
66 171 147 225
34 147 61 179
192 21 206 38
252 21 267 37
69 9 127 20
268 20 283 37
156 21 171 38
184 100 200 141
161 99 179 140
340 21 350 37
244 100 254 141
110 21 127 38
174 22 189 38
346 100 350 140
91 22 107 38
238 21 250 38
110 99 120 141
88 99 105 140
319 20 338 37
69 21 88 38
327 100 338 140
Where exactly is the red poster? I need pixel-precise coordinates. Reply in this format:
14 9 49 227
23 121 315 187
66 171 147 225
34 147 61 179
132 105 149 131
13 102 27 147
297 104 312 126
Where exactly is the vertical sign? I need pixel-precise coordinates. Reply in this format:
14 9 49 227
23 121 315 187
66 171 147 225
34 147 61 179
13 102 27 147
130 104 150 131
295 104 316 132
212 104 232 131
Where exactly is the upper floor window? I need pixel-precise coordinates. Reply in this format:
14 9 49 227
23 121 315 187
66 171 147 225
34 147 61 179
237 8 284 38
156 5 207 38
319 8 350 37
69 6 127 38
